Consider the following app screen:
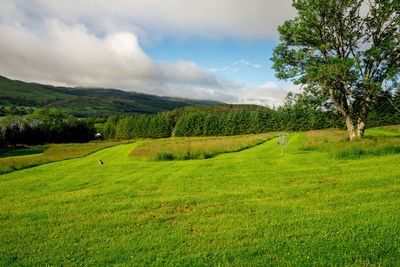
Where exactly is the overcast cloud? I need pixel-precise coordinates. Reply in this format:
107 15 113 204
0 0 297 106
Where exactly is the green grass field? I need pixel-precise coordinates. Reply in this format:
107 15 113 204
1 128 400 265
0 141 127 174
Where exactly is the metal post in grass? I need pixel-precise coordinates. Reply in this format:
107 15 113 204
278 133 288 155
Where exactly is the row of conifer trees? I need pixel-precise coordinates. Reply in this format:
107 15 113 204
1 90 399 146
97 91 400 140
97 105 347 139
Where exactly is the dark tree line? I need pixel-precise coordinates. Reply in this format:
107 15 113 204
1 90 399 148
0 106 35 116
170 90 400 137
367 90 400 127
173 109 282 137
0 109 96 148
171 104 344 137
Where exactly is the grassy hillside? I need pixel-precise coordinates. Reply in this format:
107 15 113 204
1 128 400 265
0 76 73 106
0 75 220 117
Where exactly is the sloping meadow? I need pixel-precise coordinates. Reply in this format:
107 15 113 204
300 126 400 159
1 131 400 265
0 141 127 174
130 133 277 161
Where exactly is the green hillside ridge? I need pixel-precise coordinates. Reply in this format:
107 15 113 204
0 76 73 106
0 75 221 117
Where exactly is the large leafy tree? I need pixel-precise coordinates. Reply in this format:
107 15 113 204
271 0 399 140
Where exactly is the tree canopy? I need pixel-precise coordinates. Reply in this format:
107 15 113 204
271 0 399 140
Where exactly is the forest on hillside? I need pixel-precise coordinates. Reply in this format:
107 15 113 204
0 75 220 117
1 88 399 149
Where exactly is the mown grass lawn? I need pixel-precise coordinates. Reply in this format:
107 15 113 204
0 141 127 175
0 129 400 265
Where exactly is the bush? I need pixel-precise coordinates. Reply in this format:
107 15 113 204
156 152 175 161
0 109 96 147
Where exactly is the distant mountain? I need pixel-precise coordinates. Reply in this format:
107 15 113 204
0 75 221 117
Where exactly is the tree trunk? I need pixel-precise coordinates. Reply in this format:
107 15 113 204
357 96 372 138
327 87 357 141
345 115 357 141
357 118 366 138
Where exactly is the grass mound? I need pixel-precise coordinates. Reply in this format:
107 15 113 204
130 133 277 161
300 127 400 159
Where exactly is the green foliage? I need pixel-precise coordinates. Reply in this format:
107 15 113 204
171 102 348 137
271 0 400 139
172 106 281 137
156 152 175 161
100 116 119 139
367 90 400 127
0 108 96 147
279 92 346 131
101 114 172 140
108 101 399 140
148 115 171 138
0 106 35 116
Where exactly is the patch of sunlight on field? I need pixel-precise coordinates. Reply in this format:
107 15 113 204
0 141 128 174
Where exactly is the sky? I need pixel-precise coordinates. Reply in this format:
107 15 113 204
0 0 300 106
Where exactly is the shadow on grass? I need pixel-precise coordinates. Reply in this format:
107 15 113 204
0 146 44 158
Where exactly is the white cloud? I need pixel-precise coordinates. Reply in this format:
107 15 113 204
211 60 263 74
208 68 220 73
3 0 296 42
0 0 299 106
232 83 301 107
208 66 229 73
233 59 251 66
155 82 302 107
0 20 233 91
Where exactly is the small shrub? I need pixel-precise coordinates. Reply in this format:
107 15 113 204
202 152 215 159
336 148 366 159
156 152 175 161
336 145 400 159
